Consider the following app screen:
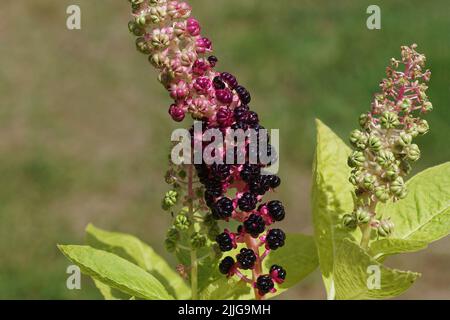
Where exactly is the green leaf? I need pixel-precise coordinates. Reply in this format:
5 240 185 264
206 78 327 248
92 279 127 300
58 245 173 300
375 162 450 254
369 239 428 260
311 119 357 299
86 224 190 299
199 277 253 300
264 233 318 298
333 239 420 299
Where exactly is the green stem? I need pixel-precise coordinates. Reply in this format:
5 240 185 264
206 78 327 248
187 164 198 300
359 200 378 250
360 223 372 250
190 248 198 300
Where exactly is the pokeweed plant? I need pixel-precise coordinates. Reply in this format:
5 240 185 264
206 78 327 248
58 0 318 300
312 44 450 299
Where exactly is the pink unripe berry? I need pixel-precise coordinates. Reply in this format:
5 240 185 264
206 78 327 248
186 18 201 36
192 59 210 75
168 104 185 122
215 89 233 105
194 77 212 94
196 37 212 54
216 107 234 127
169 80 189 100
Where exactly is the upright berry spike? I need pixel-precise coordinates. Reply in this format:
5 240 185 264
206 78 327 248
128 0 287 299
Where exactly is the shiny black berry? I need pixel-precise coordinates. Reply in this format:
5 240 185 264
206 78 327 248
266 229 286 250
216 232 234 252
256 275 274 295
238 192 257 211
268 175 281 188
246 111 259 125
213 76 226 89
244 214 266 238
235 85 251 104
207 55 218 67
236 248 256 270
213 197 234 219
270 264 286 281
220 72 238 89
219 256 235 274
249 176 271 195
234 105 249 122
240 164 260 182
267 200 285 221
211 163 231 180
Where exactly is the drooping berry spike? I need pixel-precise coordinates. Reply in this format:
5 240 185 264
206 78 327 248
343 44 432 247
128 0 287 299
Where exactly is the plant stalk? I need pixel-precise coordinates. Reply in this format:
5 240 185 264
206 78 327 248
245 234 263 300
187 164 198 300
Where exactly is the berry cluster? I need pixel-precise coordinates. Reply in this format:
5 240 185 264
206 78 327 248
344 44 432 238
128 0 287 298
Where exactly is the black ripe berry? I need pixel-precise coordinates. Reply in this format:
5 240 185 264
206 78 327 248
266 229 286 250
212 197 234 219
207 55 218 67
235 85 251 104
216 232 234 252
234 105 249 122
244 213 266 238
238 192 257 212
267 200 285 221
256 275 274 295
249 176 271 195
219 256 235 275
213 76 226 90
270 264 287 281
236 248 256 270
220 72 238 89
211 163 231 180
246 111 259 125
240 164 260 182
268 175 281 188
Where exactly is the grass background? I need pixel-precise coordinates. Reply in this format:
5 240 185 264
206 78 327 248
0 0 449 299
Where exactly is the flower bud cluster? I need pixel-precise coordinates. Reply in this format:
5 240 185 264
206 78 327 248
345 44 432 238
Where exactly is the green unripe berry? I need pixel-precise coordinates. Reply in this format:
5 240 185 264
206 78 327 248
368 135 382 153
164 239 176 252
397 132 412 147
390 177 407 198
405 144 420 161
385 164 399 181
362 174 376 191
377 219 394 237
376 150 395 168
417 119 429 135
342 213 357 230
174 214 190 231
162 190 178 210
355 207 371 224
349 170 362 186
166 227 180 242
135 37 151 54
399 159 412 175
190 232 207 249
349 130 368 150
380 111 400 129
399 98 412 111
348 151 365 168
359 113 370 128
128 21 145 36
423 101 433 112
375 185 390 202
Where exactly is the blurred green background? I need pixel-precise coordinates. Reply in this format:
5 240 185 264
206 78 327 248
0 0 449 299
